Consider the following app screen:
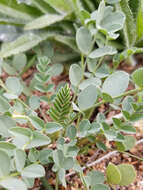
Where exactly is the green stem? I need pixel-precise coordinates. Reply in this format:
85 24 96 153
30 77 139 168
119 151 143 161
81 54 85 79
79 172 89 190
84 87 143 112
41 177 54 190
55 173 59 190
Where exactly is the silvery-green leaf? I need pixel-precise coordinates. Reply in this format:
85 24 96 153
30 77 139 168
0 96 10 113
69 64 83 86
78 85 98 110
5 77 23 96
76 27 92 55
14 149 26 172
0 178 27 190
79 77 101 90
0 116 16 138
89 46 117 59
102 71 129 97
0 150 10 177
22 164 45 178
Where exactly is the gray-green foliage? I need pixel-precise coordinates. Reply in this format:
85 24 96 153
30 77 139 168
0 0 143 189
0 0 142 61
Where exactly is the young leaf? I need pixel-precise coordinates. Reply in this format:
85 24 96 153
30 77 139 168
49 84 71 126
22 164 45 178
76 27 92 55
102 71 129 97
78 85 98 110
106 163 121 185
118 164 136 186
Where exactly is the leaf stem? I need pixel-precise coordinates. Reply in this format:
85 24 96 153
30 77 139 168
84 87 143 112
119 151 143 161
55 173 59 190
41 177 54 190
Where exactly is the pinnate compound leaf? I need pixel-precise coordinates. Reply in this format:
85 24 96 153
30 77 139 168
78 85 98 110
102 71 129 97
118 164 136 186
0 149 10 177
22 164 45 178
0 178 27 190
106 163 121 185
132 68 143 87
69 64 83 86
76 27 93 55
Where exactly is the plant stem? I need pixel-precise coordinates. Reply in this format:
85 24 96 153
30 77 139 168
79 172 89 190
119 151 143 161
84 87 143 112
55 173 59 190
41 177 54 190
